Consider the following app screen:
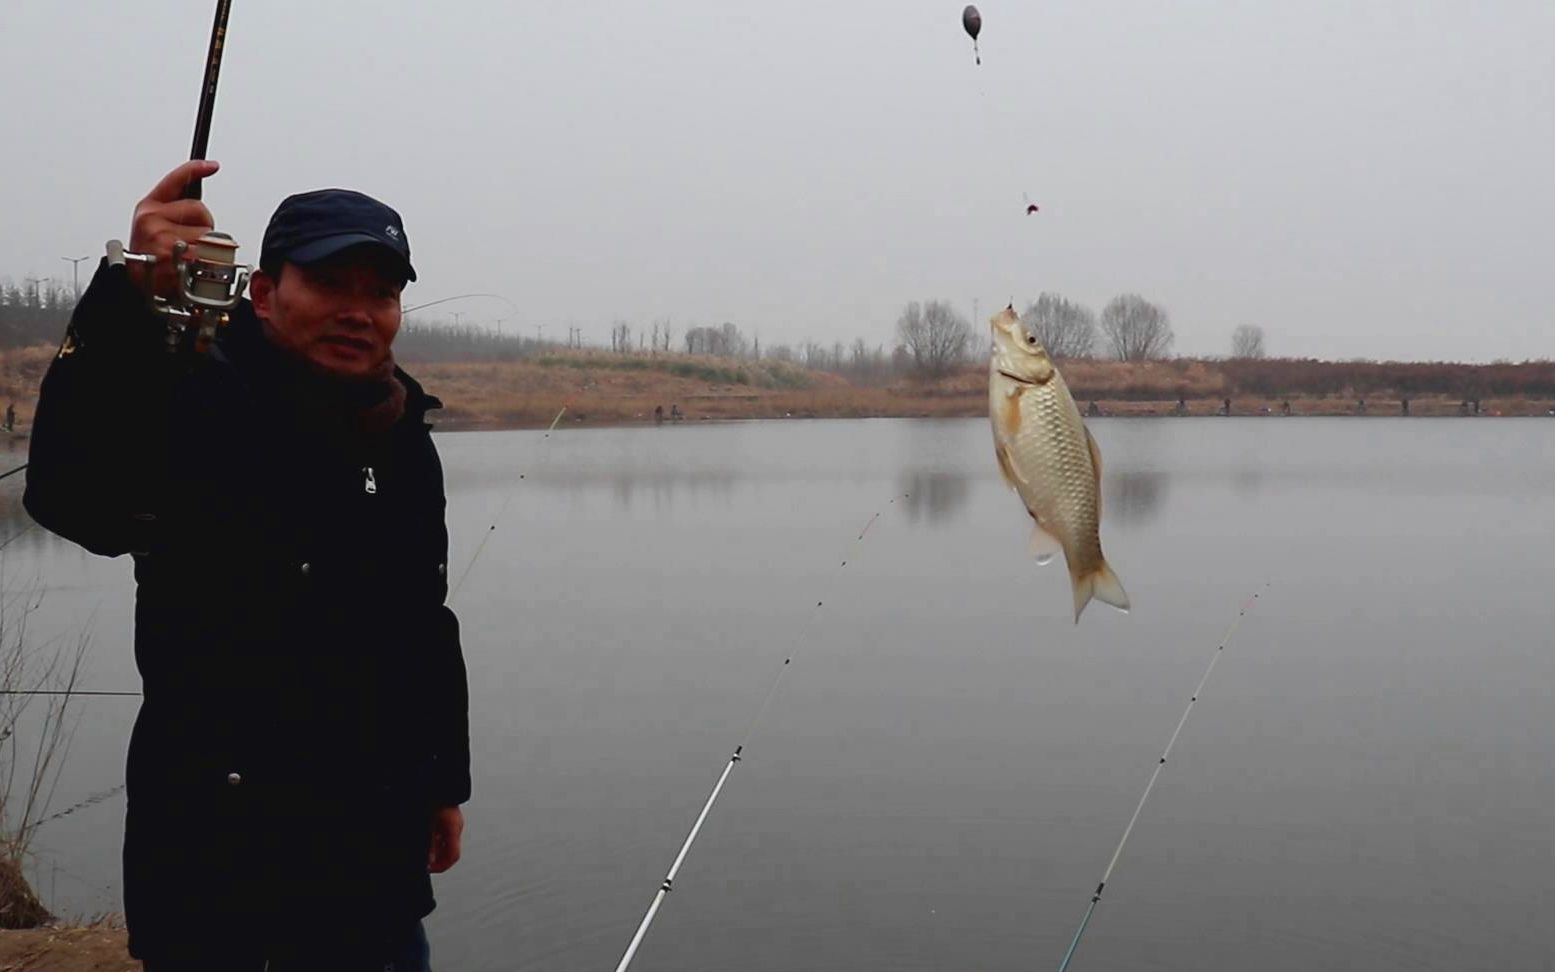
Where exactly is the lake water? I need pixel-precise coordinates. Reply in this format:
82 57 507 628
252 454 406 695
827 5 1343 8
5 417 1554 971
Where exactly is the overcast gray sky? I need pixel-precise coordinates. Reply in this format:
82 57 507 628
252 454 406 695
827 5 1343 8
3 0 1551 361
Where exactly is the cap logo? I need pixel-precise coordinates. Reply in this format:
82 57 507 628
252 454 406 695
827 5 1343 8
385 224 401 240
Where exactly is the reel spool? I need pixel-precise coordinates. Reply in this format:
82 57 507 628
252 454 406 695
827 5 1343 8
106 230 251 354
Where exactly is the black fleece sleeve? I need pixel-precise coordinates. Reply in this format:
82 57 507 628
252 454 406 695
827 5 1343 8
423 448 471 808
426 602 472 808
23 259 176 557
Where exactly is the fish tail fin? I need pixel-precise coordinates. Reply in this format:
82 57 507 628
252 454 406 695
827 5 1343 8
1071 559 1130 624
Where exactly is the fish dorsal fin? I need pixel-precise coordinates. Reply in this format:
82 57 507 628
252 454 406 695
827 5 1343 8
1027 520 1062 565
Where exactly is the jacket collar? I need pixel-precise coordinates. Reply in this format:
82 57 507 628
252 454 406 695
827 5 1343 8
218 300 442 425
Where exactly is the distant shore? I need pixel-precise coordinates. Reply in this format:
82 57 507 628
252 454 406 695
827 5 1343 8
3 344 1550 434
429 395 1544 431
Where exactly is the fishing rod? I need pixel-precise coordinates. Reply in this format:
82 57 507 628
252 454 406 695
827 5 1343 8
1055 583 1269 972
402 293 520 317
613 493 908 972
106 0 248 355
0 1 244 704
183 0 233 202
1 4 234 497
0 7 234 483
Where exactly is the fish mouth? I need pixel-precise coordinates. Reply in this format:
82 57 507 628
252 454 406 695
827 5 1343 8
997 369 1039 385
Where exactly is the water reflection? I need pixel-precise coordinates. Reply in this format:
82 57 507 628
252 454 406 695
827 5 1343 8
607 468 737 510
897 470 971 524
8 419 1555 972
1104 470 1170 527
0 489 57 556
447 463 739 511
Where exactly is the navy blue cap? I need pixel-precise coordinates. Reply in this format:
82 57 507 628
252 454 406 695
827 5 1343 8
260 188 416 283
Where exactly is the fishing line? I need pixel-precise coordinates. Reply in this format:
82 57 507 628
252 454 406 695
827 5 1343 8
1055 583 1270 972
401 293 521 319
448 405 567 601
0 689 139 698
0 523 38 553
612 491 911 972
29 781 128 829
0 462 27 483
964 27 1042 315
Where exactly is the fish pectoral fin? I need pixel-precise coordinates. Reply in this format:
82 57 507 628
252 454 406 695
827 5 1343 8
1026 519 1062 566
994 442 1029 491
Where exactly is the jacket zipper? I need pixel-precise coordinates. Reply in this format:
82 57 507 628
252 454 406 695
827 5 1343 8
363 466 378 495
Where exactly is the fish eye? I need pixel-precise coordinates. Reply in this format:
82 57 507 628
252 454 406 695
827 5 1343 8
1026 336 1037 344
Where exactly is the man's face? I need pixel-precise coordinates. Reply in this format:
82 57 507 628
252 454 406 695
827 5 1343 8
250 245 405 381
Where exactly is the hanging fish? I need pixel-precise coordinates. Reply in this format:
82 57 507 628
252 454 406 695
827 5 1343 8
963 5 982 64
988 305 1129 622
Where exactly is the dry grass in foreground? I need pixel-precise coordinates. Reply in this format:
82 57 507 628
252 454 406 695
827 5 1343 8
0 921 133 972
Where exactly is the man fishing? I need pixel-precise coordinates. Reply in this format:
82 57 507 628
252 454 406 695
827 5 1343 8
24 159 470 971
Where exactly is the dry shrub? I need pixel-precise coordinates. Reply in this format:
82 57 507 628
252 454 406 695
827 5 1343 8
0 851 51 929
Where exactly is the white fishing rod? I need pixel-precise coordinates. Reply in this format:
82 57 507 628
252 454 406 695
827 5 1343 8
1055 583 1269 972
613 495 907 972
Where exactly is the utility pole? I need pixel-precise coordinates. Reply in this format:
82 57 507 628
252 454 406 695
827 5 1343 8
61 255 91 301
23 277 45 307
495 318 505 338
452 312 462 329
535 323 545 345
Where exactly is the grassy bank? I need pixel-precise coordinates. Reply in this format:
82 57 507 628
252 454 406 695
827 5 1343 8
417 350 1554 428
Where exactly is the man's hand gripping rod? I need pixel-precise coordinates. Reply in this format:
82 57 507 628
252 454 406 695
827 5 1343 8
105 0 247 355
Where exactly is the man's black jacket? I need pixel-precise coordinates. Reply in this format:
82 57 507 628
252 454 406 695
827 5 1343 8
24 261 470 959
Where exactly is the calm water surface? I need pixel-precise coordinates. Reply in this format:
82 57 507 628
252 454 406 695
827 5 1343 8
6 417 1553 970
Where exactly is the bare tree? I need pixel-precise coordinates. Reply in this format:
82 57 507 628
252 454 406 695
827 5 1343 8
1098 294 1174 361
684 323 748 357
0 581 91 929
685 326 715 355
720 322 748 358
1231 324 1266 359
1020 293 1097 359
896 300 972 377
